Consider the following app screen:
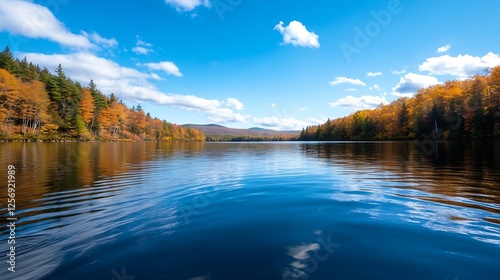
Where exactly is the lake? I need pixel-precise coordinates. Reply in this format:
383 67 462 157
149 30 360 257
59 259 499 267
0 141 499 280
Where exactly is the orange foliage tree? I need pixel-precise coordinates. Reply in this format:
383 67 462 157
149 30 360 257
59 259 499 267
0 69 20 133
79 88 95 128
18 81 51 134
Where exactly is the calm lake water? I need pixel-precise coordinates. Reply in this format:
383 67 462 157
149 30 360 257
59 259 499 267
0 141 499 280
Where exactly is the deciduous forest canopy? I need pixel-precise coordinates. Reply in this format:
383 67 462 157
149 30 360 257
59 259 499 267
1 45 499 142
299 66 500 140
0 46 205 142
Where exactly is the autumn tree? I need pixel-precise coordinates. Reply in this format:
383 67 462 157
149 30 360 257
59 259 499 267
126 106 147 137
487 66 500 137
79 88 95 127
17 81 51 134
97 106 112 136
0 69 20 133
110 102 127 138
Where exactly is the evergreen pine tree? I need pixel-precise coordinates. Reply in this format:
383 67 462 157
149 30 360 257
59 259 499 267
0 47 19 75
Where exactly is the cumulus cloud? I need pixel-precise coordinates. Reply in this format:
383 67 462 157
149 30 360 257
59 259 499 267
139 61 183 77
367 71 383 77
329 76 366 87
419 52 500 78
0 0 117 49
392 73 440 96
437 44 451 53
329 95 387 110
20 51 246 123
274 20 320 48
225 98 244 110
165 0 211 12
253 116 324 131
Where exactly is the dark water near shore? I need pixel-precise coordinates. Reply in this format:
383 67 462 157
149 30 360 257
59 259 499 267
0 141 499 280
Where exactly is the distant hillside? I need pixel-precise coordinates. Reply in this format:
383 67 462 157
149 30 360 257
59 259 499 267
182 124 300 141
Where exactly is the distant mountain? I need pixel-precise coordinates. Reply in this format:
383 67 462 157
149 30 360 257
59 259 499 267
248 127 271 131
182 124 299 140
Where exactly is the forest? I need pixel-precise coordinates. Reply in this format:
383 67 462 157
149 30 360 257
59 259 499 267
299 66 500 141
205 135 298 142
2 44 499 143
0 47 205 142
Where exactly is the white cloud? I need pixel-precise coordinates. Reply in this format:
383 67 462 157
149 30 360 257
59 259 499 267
165 0 211 12
225 98 244 110
132 47 153 55
370 84 383 92
392 73 440 96
150 73 163 80
391 69 408 75
20 51 246 123
367 71 383 77
132 37 154 55
136 37 152 47
419 52 500 78
140 61 183 77
437 44 451 53
306 117 328 125
299 107 308 111
329 95 387 110
0 0 116 49
345 88 357 92
253 116 323 131
82 31 118 48
329 76 366 87
274 20 320 48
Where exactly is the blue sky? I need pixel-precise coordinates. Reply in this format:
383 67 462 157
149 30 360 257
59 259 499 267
1 0 500 130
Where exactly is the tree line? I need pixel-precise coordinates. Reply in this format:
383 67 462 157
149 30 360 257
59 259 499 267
299 67 500 141
205 135 298 142
0 47 205 142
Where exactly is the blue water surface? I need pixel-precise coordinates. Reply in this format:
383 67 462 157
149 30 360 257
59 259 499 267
0 141 499 280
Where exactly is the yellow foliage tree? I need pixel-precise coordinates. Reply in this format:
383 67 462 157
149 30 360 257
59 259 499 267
0 69 20 133
18 81 51 134
79 88 95 127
